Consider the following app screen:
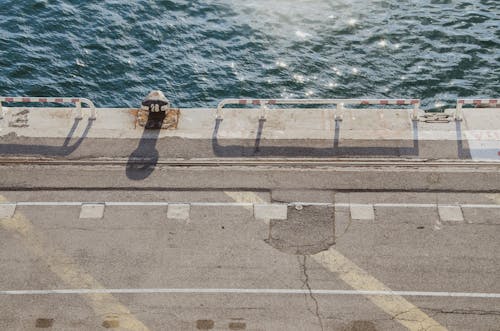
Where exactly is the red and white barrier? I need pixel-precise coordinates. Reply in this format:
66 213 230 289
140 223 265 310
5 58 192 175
0 97 96 119
455 99 500 120
216 98 421 120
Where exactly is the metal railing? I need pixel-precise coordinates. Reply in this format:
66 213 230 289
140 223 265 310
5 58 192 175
455 99 499 121
0 97 96 119
216 98 421 120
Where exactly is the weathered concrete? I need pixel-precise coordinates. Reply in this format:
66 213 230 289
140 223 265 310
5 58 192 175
0 106 498 161
438 205 464 223
79 203 105 219
350 204 375 221
0 203 16 218
166 203 190 220
254 204 287 221
1 102 499 330
267 205 335 255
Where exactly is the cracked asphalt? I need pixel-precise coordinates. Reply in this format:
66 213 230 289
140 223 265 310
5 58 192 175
0 190 499 330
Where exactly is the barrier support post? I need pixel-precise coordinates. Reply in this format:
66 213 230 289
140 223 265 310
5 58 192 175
335 102 344 121
412 102 419 121
75 101 83 120
260 102 267 120
455 101 463 121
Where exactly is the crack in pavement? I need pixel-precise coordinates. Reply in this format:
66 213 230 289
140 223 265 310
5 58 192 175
426 308 500 316
299 255 324 331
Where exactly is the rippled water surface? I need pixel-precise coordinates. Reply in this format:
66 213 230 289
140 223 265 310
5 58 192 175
0 0 498 109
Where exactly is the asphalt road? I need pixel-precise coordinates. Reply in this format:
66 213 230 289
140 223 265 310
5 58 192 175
0 189 499 331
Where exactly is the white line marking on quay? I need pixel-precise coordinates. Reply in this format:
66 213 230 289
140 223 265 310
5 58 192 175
1 288 498 298
6 201 500 209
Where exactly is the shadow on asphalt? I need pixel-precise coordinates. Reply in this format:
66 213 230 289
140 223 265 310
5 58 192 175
125 112 165 180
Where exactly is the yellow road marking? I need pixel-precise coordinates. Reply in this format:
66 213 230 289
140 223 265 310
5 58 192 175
225 191 448 331
0 196 149 331
312 249 446 331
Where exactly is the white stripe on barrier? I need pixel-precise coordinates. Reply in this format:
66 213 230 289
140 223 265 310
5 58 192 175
455 98 500 121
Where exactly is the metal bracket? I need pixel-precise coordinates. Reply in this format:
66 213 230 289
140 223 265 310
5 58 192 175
420 113 453 123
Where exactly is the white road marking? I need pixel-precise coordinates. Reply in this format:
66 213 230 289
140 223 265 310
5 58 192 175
1 288 498 298
4 202 500 208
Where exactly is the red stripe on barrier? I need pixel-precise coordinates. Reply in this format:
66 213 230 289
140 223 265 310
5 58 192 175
473 99 482 105
5 98 14 102
490 99 498 104
238 100 247 105
380 100 388 105
268 99 276 105
39 98 47 103
361 100 369 105
396 100 405 105
411 99 419 105
55 98 64 103
458 100 465 104
22 98 31 102
252 100 260 105
71 98 80 103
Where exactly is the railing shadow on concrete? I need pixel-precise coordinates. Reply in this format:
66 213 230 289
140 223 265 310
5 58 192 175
456 121 472 160
0 118 93 156
211 118 420 158
125 112 165 180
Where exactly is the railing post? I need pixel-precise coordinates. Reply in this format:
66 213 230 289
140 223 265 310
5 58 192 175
0 101 3 119
260 101 267 120
216 103 223 120
335 102 344 121
411 101 419 121
75 101 83 119
455 100 463 121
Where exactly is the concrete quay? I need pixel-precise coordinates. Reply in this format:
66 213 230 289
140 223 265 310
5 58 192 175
0 105 499 161
0 100 499 330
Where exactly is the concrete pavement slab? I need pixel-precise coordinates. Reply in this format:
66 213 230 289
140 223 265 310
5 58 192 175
350 204 375 221
166 203 190 220
0 203 16 218
79 203 105 219
438 205 465 223
254 204 287 221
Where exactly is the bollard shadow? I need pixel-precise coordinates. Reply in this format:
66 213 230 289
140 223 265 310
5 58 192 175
212 118 420 157
125 112 165 180
0 118 93 156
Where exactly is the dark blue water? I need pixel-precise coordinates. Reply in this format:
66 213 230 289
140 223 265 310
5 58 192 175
0 0 498 109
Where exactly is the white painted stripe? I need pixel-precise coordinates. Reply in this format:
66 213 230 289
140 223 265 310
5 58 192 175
5 202 500 208
106 202 169 206
461 204 500 209
0 288 498 298
374 203 437 208
16 202 83 206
